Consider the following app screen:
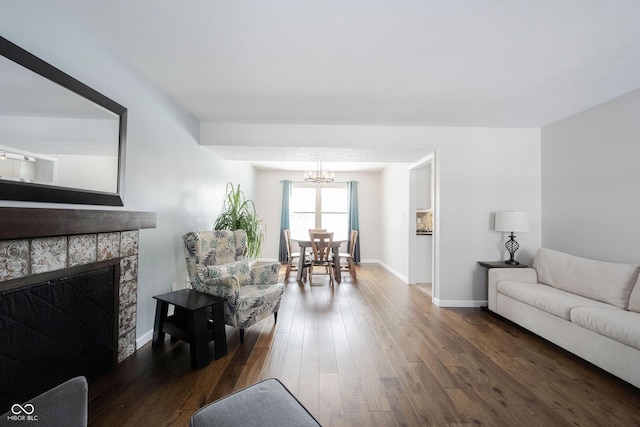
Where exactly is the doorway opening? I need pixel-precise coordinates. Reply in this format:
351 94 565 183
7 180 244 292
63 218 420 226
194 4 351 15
409 152 438 303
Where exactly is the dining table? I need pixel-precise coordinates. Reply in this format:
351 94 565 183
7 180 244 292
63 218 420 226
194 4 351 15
291 236 347 283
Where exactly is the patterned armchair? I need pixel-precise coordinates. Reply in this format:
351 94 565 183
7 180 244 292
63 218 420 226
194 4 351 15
183 230 284 343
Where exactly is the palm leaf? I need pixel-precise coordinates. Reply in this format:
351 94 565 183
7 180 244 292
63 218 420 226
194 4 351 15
214 182 265 259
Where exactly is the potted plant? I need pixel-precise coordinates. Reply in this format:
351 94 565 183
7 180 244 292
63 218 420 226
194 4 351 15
213 182 265 259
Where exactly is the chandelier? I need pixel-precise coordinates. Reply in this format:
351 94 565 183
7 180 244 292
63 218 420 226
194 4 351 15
304 162 334 184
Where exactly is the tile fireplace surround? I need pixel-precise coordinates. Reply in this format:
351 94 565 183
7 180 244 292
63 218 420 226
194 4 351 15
0 207 156 363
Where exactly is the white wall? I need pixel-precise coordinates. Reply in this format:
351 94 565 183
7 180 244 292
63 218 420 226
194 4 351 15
221 161 260 200
205 124 542 306
414 164 432 209
380 164 412 281
541 89 640 264
0 2 256 343
436 136 541 305
255 169 382 262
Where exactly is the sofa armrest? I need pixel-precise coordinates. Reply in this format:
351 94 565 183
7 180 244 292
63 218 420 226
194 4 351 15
488 267 538 312
250 263 280 285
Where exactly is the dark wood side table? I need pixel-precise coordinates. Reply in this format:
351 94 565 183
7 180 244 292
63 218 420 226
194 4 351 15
477 261 529 310
152 289 227 369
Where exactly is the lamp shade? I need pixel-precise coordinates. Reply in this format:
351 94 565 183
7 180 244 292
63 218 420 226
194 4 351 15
494 211 529 233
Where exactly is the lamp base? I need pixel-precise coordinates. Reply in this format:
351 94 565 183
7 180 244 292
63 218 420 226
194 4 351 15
504 232 520 265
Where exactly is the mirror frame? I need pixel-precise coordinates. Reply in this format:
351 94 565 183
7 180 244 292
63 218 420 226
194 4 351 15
0 36 127 206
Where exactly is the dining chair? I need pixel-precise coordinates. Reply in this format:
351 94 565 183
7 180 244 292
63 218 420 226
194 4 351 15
283 229 305 281
339 229 358 279
304 228 327 280
307 231 335 285
307 229 328 274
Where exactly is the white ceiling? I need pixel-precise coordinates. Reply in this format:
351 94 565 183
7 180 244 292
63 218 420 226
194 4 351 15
53 0 640 169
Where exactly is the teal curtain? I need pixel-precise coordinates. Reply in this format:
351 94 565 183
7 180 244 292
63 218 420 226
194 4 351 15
347 181 360 262
279 180 292 262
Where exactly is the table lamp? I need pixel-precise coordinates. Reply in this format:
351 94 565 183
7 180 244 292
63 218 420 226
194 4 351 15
494 211 529 265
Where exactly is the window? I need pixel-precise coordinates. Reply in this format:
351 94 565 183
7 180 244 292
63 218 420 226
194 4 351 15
290 183 348 240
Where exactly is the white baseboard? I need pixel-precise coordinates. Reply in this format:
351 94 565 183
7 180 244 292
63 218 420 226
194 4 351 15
434 298 486 308
136 329 153 350
372 261 486 308
376 261 408 283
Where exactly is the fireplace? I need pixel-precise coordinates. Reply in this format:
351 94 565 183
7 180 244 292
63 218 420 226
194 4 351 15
0 263 118 411
0 207 155 410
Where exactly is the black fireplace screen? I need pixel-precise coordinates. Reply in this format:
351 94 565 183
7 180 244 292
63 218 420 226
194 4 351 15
0 266 117 412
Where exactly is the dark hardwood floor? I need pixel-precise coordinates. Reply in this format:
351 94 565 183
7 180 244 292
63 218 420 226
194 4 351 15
89 264 640 426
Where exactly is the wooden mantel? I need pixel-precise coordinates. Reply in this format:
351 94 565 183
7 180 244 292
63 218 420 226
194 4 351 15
0 207 157 240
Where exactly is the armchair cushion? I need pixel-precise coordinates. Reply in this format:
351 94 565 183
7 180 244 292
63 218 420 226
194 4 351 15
236 284 284 329
251 263 280 286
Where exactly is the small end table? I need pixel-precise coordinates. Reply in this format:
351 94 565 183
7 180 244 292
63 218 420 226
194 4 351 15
477 261 529 311
152 289 227 369
477 261 529 270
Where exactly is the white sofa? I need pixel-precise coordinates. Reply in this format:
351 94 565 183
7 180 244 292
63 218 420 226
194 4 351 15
488 248 640 388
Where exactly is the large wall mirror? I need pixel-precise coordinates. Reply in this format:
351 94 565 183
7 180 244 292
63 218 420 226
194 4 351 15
0 36 126 206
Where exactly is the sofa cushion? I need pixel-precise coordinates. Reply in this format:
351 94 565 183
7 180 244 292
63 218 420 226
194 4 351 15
533 248 640 309
497 281 614 320
571 307 640 351
628 276 640 313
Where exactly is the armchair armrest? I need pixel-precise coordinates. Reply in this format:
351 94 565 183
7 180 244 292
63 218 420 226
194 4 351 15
195 281 239 303
201 266 241 287
193 276 239 299
191 266 241 297
250 263 280 285
488 267 538 312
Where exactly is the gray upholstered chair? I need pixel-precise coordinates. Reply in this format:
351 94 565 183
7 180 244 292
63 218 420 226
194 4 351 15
183 230 284 343
190 378 320 427
1 376 88 427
